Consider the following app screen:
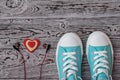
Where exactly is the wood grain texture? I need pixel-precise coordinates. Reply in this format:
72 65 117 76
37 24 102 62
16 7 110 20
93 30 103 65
0 0 120 18
0 0 120 80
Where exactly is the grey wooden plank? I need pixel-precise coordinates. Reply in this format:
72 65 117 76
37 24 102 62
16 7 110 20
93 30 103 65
0 1 120 18
0 17 120 49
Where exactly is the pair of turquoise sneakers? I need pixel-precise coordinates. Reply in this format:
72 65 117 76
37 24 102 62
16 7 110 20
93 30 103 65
56 31 113 80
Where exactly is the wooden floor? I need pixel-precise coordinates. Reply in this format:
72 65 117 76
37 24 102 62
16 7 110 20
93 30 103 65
0 0 120 80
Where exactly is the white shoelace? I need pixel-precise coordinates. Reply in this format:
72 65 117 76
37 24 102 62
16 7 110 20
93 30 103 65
92 51 112 80
62 52 82 80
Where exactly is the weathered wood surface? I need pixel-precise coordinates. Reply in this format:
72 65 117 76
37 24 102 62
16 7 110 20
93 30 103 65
0 0 120 80
1 0 120 18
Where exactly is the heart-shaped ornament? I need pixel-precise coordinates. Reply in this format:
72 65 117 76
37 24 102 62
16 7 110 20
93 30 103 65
24 38 40 53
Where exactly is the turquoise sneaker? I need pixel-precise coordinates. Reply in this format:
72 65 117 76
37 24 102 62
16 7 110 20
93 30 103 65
86 31 113 80
56 33 83 80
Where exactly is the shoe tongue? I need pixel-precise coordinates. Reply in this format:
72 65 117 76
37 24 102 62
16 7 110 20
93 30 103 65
97 73 107 80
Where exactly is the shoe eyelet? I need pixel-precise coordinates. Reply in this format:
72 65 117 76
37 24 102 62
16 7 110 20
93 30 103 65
62 78 65 80
76 58 78 61
62 59 64 62
62 53 64 56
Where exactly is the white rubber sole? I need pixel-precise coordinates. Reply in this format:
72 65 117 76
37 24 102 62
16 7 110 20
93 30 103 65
56 32 83 79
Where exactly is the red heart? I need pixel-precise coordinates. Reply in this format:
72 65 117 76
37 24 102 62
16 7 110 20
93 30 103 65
24 38 40 53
